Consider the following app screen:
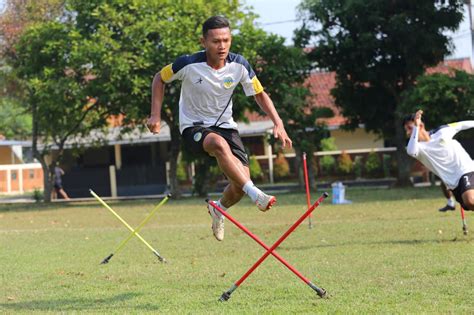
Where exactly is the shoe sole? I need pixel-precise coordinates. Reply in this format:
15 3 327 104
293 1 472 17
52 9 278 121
208 208 224 241
259 196 276 212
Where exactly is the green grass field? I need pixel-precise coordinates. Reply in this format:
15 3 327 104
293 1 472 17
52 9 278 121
1 187 473 314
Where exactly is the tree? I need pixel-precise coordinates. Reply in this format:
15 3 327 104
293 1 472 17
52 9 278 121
401 70 474 129
65 0 260 199
0 0 64 140
233 32 333 189
297 0 464 185
13 21 112 202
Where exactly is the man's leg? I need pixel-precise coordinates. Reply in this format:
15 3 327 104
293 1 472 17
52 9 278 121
439 182 455 212
203 132 275 210
461 190 474 210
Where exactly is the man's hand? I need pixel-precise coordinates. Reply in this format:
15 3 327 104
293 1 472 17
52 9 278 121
147 116 161 134
414 109 423 127
273 122 292 148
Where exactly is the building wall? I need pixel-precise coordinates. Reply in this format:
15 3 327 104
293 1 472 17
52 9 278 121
0 147 22 164
0 165 43 194
330 128 384 150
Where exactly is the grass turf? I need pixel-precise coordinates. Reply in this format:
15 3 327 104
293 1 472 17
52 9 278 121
0 186 473 314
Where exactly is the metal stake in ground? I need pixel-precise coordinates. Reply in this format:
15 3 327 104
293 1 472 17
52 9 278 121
90 189 167 263
207 192 328 302
302 152 313 229
460 206 468 235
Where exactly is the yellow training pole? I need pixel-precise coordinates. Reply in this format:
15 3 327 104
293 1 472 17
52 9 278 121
112 194 169 257
90 189 167 263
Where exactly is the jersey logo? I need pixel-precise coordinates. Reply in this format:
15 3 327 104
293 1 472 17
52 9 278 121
195 77 203 84
223 77 234 89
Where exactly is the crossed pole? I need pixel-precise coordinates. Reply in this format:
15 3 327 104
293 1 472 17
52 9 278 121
90 189 169 264
207 192 329 301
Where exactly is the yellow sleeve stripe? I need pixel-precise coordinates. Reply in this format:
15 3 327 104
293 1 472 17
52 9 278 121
160 64 174 82
448 122 459 128
252 77 264 94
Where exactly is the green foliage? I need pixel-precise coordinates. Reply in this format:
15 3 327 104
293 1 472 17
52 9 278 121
249 155 263 180
382 154 392 178
365 151 381 176
319 137 337 175
337 151 353 175
321 137 337 151
320 155 335 175
273 152 290 179
297 0 464 183
33 188 43 202
353 155 363 178
176 157 187 182
0 98 31 139
401 70 474 131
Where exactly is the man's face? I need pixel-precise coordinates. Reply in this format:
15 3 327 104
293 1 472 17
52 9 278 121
201 27 231 63
404 121 415 138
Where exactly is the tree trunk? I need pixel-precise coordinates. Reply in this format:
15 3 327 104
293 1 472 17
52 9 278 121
167 123 182 199
393 115 413 186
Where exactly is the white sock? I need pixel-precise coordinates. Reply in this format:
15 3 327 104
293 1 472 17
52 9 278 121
242 180 263 203
447 198 455 207
214 199 228 218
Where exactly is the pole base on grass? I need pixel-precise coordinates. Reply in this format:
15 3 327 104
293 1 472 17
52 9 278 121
309 282 327 299
463 225 468 235
153 251 167 263
100 253 114 264
219 291 232 302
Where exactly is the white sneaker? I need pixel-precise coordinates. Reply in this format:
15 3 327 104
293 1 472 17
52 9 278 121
256 192 276 212
208 203 224 241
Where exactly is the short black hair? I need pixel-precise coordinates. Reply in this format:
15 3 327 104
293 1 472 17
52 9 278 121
402 114 416 127
202 16 230 37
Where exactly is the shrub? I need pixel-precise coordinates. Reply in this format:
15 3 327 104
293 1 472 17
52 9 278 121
249 155 263 180
176 157 187 181
321 137 337 151
320 155 336 175
337 151 353 174
382 154 391 178
365 151 381 176
273 152 290 178
353 155 363 178
33 188 43 203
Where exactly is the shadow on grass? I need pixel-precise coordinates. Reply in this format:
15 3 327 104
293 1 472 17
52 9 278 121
279 236 471 251
0 292 160 312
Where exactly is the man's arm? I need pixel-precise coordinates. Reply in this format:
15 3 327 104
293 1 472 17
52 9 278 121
448 121 474 135
254 91 292 148
406 109 423 157
147 72 166 134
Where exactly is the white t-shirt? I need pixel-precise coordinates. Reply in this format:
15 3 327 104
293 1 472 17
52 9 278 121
406 121 474 189
160 51 264 134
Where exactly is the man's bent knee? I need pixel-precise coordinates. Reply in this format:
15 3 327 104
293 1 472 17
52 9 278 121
462 191 474 210
203 134 229 156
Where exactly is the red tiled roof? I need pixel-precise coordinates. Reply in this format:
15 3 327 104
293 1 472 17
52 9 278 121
426 58 472 75
246 57 472 128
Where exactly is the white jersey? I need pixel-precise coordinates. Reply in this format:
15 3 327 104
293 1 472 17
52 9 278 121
160 51 264 134
406 121 474 189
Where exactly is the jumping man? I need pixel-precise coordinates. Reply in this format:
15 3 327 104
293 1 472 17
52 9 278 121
404 110 474 210
147 16 292 241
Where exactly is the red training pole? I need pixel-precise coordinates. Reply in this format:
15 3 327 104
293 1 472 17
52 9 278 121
460 206 468 235
302 152 313 229
208 192 328 301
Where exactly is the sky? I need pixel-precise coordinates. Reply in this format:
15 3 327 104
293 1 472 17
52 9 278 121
245 0 473 60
